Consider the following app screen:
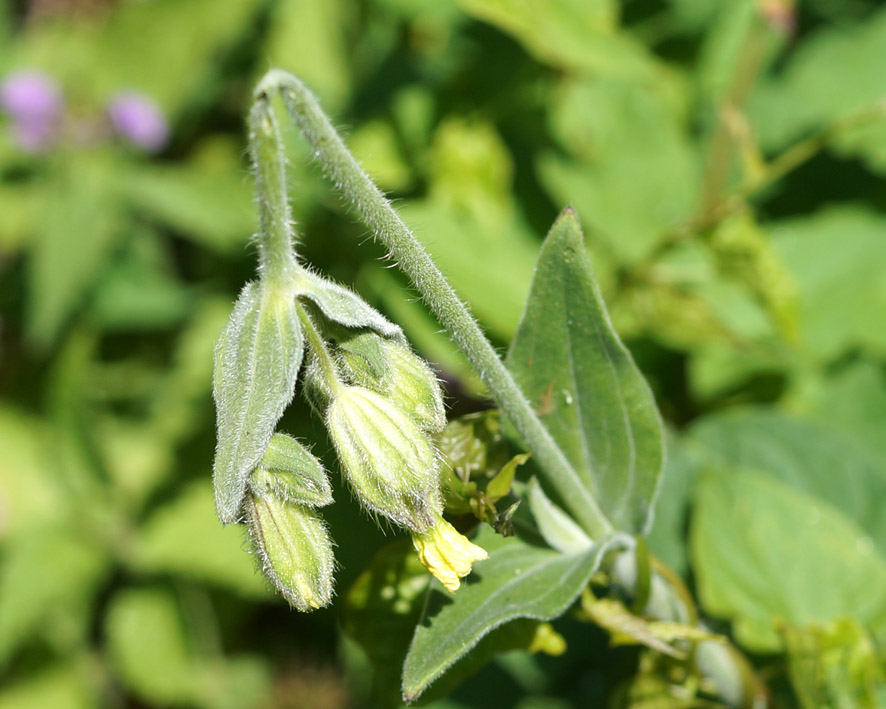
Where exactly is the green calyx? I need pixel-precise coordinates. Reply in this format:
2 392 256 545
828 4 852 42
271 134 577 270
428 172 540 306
248 432 333 508
335 332 446 434
326 385 441 532
245 489 334 612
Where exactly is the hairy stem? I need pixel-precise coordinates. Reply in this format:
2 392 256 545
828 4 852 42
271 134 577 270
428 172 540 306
249 95 298 290
253 69 612 538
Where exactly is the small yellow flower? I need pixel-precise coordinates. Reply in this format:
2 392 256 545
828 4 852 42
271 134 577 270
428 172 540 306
412 517 488 593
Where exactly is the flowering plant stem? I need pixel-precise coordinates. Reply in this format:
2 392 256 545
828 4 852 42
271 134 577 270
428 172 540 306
253 69 612 539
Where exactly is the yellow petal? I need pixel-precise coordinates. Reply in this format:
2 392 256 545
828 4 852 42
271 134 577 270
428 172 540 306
412 517 487 593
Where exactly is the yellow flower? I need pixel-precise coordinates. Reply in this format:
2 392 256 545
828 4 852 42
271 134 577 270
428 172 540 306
412 517 488 593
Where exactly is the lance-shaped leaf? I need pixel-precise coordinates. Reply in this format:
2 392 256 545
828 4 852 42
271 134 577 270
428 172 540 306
506 208 664 534
401 526 630 701
295 270 402 337
213 282 304 523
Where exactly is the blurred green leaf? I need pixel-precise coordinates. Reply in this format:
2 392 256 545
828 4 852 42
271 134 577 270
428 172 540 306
105 587 202 705
402 526 629 701
121 138 254 252
133 481 268 598
645 432 699 577
105 586 271 709
803 360 886 466
342 541 429 706
458 0 656 78
691 468 886 651
349 119 413 193
90 0 261 115
771 207 886 361
0 526 109 667
0 661 96 709
751 5 886 171
400 117 539 340
89 224 190 330
265 0 353 112
782 617 885 709
540 75 698 264
690 408 886 556
0 407 64 537
507 209 664 534
27 155 123 348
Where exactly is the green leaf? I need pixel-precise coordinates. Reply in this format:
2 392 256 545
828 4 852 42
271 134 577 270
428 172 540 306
804 360 886 467
88 224 190 331
527 478 592 554
690 408 886 556
457 0 656 79
770 207 886 360
105 588 196 706
27 156 122 348
264 0 353 112
401 526 630 701
540 76 698 264
89 0 260 115
0 527 109 667
212 282 304 524
645 432 699 577
341 541 430 706
691 468 886 652
0 407 65 537
781 618 886 709
750 6 886 172
0 662 97 709
132 481 268 598
120 138 255 253
506 209 665 534
105 586 272 709
294 271 402 338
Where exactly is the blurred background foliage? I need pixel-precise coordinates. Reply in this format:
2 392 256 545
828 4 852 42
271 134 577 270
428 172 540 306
1 0 886 707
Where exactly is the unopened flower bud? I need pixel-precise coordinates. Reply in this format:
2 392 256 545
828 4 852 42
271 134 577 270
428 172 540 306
327 385 440 531
246 490 334 612
338 334 445 433
412 516 487 593
249 432 332 507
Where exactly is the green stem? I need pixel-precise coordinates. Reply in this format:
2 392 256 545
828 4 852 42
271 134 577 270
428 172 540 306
248 95 298 290
253 69 612 539
295 300 344 397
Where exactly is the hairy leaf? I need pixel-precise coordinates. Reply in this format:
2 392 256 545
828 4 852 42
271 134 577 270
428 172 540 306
401 526 630 701
507 209 665 534
295 270 402 337
212 282 304 524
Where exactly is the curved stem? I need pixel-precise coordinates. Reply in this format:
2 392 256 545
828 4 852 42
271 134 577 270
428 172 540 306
248 95 298 290
296 301 345 397
253 69 612 539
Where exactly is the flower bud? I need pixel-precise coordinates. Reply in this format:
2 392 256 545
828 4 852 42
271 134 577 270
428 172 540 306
338 334 445 433
326 386 441 532
246 490 334 612
412 516 487 593
249 432 332 507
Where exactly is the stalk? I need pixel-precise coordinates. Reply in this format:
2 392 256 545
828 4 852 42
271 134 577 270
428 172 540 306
253 69 612 539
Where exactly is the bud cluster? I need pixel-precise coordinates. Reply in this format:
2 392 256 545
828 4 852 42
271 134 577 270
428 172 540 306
211 87 486 610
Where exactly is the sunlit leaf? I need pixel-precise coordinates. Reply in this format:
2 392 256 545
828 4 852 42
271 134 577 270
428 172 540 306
507 209 664 534
691 468 886 651
402 526 630 701
212 282 304 524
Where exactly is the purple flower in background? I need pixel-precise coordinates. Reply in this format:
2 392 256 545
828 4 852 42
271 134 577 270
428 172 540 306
0 70 63 152
108 91 169 152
